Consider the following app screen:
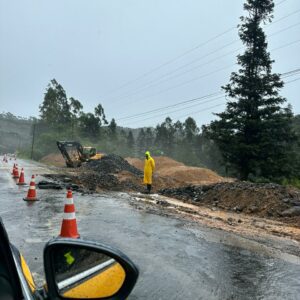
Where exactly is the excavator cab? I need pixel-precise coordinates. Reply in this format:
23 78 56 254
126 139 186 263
82 147 97 159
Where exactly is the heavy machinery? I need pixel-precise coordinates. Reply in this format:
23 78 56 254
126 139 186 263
56 141 103 167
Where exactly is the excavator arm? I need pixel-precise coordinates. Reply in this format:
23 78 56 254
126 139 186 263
56 141 84 168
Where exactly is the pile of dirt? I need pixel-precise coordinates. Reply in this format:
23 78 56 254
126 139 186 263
159 182 300 225
86 154 142 176
40 153 65 167
73 154 143 191
125 157 144 171
126 156 228 185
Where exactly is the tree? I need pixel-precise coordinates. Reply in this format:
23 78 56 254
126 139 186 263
137 128 146 154
183 117 199 142
204 0 297 181
39 79 71 126
94 104 108 126
155 117 176 155
70 97 83 119
69 97 83 138
127 131 135 152
144 128 154 148
108 118 117 140
78 113 101 138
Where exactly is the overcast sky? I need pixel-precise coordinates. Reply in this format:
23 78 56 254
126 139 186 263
0 0 299 128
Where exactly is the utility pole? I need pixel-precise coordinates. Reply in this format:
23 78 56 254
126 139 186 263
30 121 36 160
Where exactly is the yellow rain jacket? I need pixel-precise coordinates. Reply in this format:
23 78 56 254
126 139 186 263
143 151 155 185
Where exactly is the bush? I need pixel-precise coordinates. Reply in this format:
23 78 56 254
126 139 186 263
282 178 300 189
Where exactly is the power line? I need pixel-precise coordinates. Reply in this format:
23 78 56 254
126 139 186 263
270 8 300 26
123 102 226 126
122 64 233 106
271 38 300 51
276 0 289 6
118 68 300 123
118 39 300 108
268 21 300 38
113 48 241 103
110 20 300 105
175 102 226 120
101 26 236 98
117 91 223 120
285 77 300 84
281 69 300 79
104 6 300 101
122 95 225 124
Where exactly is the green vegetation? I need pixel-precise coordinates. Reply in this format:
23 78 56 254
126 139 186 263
3 0 299 188
203 0 299 183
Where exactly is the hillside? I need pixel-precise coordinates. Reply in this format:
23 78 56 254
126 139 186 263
0 114 32 153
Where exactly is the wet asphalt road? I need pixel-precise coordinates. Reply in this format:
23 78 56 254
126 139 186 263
1 159 300 300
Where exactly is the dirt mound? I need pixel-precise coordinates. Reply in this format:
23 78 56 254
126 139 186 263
125 157 144 171
40 153 65 167
126 156 227 185
86 154 142 176
159 182 300 225
126 156 184 172
74 154 143 191
158 166 224 184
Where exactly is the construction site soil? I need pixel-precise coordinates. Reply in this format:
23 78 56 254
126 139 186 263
40 154 300 232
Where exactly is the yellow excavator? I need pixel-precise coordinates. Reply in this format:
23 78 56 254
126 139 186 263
57 141 104 167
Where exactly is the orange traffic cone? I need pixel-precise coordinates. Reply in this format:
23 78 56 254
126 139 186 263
17 168 26 185
23 175 38 201
11 163 16 175
60 190 80 238
12 165 19 178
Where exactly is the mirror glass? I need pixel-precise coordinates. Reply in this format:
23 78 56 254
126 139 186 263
52 245 126 299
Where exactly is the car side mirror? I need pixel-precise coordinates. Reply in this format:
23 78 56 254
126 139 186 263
44 238 139 300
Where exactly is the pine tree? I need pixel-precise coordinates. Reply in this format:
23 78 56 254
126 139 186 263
204 0 296 181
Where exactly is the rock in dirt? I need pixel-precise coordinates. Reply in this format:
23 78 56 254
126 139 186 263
37 179 80 191
281 207 300 217
38 181 63 190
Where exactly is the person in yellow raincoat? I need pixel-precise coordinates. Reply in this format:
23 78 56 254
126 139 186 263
143 151 155 194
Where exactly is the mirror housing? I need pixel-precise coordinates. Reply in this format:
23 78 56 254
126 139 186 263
44 238 139 300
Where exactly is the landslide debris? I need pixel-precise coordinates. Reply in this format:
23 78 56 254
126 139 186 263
86 154 142 176
76 154 143 191
159 182 300 226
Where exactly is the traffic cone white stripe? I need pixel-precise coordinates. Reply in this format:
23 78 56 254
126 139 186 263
29 186 35 190
65 198 74 205
63 212 76 220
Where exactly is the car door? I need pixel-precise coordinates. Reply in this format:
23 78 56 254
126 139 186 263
0 217 35 300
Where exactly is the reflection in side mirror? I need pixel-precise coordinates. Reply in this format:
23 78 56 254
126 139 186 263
44 239 139 300
53 246 125 298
